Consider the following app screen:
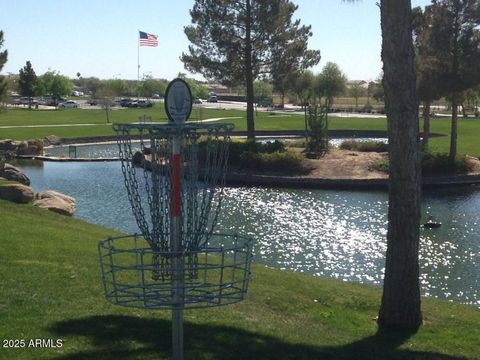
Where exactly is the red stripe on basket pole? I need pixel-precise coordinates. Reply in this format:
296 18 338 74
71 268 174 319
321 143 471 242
172 153 181 217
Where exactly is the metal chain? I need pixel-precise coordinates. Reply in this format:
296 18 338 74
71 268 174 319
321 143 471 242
114 123 233 280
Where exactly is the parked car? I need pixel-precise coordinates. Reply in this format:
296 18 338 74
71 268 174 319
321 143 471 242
207 95 218 103
47 97 66 106
120 98 133 107
14 97 38 106
59 100 79 108
136 100 153 108
87 99 98 106
39 97 60 106
194 98 203 104
12 97 22 105
151 94 161 99
258 97 273 107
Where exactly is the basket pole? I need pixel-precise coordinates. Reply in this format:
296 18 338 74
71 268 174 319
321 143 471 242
171 135 184 360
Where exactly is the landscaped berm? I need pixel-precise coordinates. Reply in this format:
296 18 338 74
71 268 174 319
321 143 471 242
0 198 478 360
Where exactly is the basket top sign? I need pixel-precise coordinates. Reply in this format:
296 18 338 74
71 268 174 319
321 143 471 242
164 78 193 124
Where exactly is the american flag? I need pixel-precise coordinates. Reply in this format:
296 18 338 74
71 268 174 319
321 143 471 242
139 31 158 47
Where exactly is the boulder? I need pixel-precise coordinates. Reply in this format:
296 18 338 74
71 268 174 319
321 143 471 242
0 163 31 185
44 135 62 146
0 183 34 203
33 190 76 216
16 140 44 156
0 139 16 151
0 138 44 156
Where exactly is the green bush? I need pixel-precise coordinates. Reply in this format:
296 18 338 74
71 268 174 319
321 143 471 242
339 140 388 152
227 140 285 164
198 139 301 173
239 151 308 174
376 159 389 173
306 105 328 154
376 152 472 175
422 152 471 175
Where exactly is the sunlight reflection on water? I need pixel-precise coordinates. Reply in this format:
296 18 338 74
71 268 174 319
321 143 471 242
17 161 480 306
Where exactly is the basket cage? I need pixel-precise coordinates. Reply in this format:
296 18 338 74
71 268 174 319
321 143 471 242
99 234 253 309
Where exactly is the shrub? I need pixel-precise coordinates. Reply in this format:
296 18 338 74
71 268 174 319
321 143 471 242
239 151 308 174
376 159 389 173
376 152 473 175
227 140 285 164
306 105 328 154
339 140 388 152
422 152 471 175
198 139 288 169
229 139 285 154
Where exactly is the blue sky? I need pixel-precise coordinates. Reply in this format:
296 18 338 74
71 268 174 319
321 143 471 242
1 0 431 81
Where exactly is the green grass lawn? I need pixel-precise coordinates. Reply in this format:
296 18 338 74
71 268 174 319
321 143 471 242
0 199 479 359
1 107 480 156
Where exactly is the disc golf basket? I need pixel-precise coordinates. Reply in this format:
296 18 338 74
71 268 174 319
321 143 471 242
98 79 253 360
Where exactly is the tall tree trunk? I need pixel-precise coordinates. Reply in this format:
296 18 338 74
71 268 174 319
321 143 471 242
378 0 422 332
422 101 431 149
460 103 467 118
449 7 460 167
449 100 458 164
245 0 255 141
324 97 329 124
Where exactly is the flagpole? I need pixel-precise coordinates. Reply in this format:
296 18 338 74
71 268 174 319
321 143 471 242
137 30 140 99
138 30 140 82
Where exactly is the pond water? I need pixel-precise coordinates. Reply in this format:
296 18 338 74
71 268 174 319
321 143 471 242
44 142 136 159
15 160 480 307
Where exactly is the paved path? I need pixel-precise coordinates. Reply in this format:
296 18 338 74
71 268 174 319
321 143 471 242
0 117 242 129
0 123 111 129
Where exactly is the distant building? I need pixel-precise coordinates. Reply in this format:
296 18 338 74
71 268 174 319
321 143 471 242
200 82 244 96
347 80 378 89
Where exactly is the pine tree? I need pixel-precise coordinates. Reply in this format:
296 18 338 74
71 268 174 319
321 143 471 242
0 31 8 104
420 0 480 162
19 61 37 109
416 0 480 160
412 5 445 148
182 0 320 140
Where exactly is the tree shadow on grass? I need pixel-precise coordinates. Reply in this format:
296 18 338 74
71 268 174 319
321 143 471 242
49 315 467 360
